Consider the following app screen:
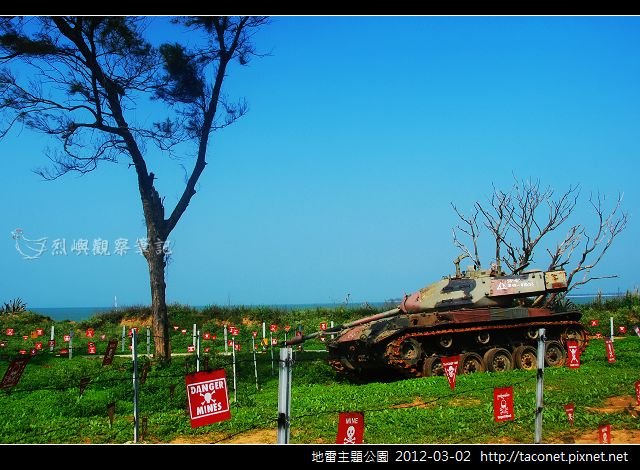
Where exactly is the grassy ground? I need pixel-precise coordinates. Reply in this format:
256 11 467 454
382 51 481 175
1 299 639 444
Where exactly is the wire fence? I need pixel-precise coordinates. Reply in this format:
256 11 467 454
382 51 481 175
1 321 639 445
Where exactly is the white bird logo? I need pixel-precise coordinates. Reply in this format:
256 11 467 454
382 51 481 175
11 228 48 260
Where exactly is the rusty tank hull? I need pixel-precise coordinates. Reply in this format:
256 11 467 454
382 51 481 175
295 260 589 380
325 305 586 379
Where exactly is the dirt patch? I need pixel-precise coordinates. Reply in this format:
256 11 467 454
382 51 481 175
551 429 640 444
392 397 434 409
170 428 276 444
585 395 639 415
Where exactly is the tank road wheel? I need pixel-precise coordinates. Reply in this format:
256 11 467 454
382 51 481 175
513 345 537 371
475 332 491 345
563 326 586 348
400 338 422 367
526 327 540 340
423 356 444 377
438 334 454 349
460 352 486 374
483 347 514 372
544 340 566 367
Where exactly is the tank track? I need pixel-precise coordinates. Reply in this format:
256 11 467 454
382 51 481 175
328 318 588 379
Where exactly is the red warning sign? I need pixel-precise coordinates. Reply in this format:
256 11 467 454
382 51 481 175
203 332 211 340
284 325 291 332
336 412 364 444
48 339 55 348
590 319 599 327
36 328 44 336
635 381 640 406
88 342 97 354
598 424 611 444
564 403 574 426
230 327 239 337
595 332 603 339
187 345 195 352
252 331 258 337
0 357 30 389
320 322 327 331
566 340 581 369
493 386 514 422
618 326 627 334
63 335 71 342
441 355 460 390
185 369 231 428
102 340 117 366
270 324 278 333
86 328 95 338
605 340 616 363
6 328 14 336
35 342 43 350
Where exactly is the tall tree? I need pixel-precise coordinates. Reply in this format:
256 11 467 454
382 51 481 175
0 16 268 362
451 177 628 303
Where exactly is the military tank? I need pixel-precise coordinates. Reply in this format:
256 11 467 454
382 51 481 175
287 257 588 380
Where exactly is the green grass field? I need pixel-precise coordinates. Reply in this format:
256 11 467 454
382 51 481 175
1 300 639 444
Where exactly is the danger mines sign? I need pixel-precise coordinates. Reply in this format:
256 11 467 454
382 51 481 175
185 369 231 428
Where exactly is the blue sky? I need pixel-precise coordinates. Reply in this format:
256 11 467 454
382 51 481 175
1 16 639 308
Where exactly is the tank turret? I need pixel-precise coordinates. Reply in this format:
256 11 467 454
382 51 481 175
288 257 587 380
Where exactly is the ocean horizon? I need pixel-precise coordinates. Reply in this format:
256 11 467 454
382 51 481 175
29 294 624 322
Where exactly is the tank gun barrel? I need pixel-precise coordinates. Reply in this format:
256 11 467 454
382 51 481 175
284 307 401 346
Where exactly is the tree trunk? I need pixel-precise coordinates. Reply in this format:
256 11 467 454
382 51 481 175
148 248 170 362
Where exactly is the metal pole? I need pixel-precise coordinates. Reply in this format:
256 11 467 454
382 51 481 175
262 321 266 340
132 329 139 443
192 323 197 350
146 328 150 356
331 320 335 340
196 330 201 372
224 325 228 354
610 317 614 342
50 325 55 352
252 336 259 391
277 347 293 444
121 325 125 352
232 337 237 403
535 327 546 444
69 330 73 360
270 332 274 375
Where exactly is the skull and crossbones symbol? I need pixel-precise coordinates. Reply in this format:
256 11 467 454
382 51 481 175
343 425 357 444
200 391 215 406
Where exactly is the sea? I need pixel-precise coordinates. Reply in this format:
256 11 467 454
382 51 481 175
30 294 620 322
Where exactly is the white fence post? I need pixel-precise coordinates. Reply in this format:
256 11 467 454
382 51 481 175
252 335 259 391
132 329 139 443
610 317 614 342
535 327 546 444
196 330 201 372
277 347 293 444
232 337 237 403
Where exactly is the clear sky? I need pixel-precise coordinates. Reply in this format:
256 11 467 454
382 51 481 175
1 16 639 308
